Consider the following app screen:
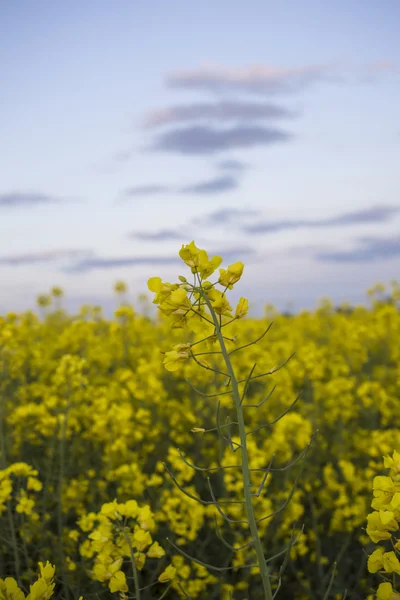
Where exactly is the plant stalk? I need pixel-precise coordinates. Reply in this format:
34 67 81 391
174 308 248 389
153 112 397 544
202 292 274 600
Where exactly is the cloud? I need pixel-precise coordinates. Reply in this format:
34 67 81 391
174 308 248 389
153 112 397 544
165 62 398 96
0 249 93 266
65 255 180 273
207 245 257 263
315 235 400 263
123 185 172 197
217 159 248 172
128 229 183 242
150 124 292 155
122 174 240 200
142 100 296 128
0 192 60 209
193 207 262 227
244 205 400 234
166 64 332 95
179 175 238 195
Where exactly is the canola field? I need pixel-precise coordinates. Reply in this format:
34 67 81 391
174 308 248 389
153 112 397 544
1 242 400 600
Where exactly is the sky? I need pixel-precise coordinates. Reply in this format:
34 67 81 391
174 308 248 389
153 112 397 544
1 0 399 314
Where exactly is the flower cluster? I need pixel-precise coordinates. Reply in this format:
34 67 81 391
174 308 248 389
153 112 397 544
0 562 56 600
78 499 172 593
366 451 400 598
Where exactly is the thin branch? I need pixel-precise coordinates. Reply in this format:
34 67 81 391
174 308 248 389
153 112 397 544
229 322 274 356
214 516 253 553
166 538 257 572
246 392 302 437
322 562 337 600
237 353 296 384
256 436 315 524
185 380 233 399
242 384 277 408
163 464 244 506
239 363 257 406
207 478 248 524
252 455 275 498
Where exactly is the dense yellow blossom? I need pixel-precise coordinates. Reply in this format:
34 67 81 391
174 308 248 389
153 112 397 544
1 244 400 598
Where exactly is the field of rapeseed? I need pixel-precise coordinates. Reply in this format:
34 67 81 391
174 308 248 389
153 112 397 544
1 242 400 599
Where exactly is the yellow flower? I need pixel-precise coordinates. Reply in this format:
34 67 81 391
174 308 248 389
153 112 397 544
27 477 42 492
235 297 249 319
368 547 384 573
133 528 152 552
372 476 396 510
146 541 165 558
114 281 127 294
366 510 398 543
383 551 400 574
210 291 232 317
121 499 139 519
218 262 244 289
16 492 35 516
384 451 400 478
163 345 191 372
38 562 55 581
108 571 128 594
158 565 176 583
376 582 400 599
0 577 25 600
100 500 122 520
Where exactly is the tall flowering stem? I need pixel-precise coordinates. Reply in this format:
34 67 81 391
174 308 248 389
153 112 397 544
148 241 306 599
200 289 274 600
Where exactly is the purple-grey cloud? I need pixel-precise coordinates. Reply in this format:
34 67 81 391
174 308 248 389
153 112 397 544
179 175 238 195
0 249 93 266
193 207 262 227
128 229 183 242
217 159 249 172
166 62 398 96
150 124 292 155
166 64 332 95
142 100 296 128
65 255 181 273
123 174 241 199
124 185 172 197
315 235 400 263
207 245 257 263
0 192 61 209
244 205 400 234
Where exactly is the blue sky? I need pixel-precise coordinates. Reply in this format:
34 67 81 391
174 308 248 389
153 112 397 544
1 1 399 314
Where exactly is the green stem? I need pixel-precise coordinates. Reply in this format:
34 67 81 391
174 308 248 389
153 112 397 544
201 291 274 600
7 500 22 585
58 398 70 600
124 531 141 600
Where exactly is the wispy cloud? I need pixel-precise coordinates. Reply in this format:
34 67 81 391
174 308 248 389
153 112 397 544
150 124 292 155
244 205 400 234
217 159 249 172
0 249 93 266
179 175 238 195
193 207 262 227
315 235 400 263
128 229 183 242
123 174 241 199
166 64 333 95
124 185 172 197
0 192 61 209
65 255 180 273
207 245 258 263
166 62 398 95
142 100 296 128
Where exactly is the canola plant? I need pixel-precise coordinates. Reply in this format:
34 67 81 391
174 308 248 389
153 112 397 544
0 242 400 599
